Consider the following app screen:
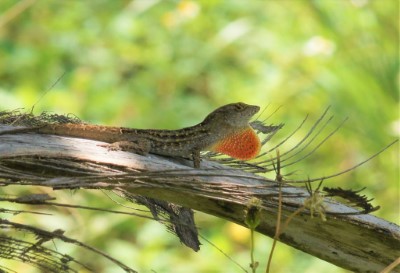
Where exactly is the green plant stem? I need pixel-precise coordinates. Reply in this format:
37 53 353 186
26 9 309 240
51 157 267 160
251 228 256 273
266 181 282 273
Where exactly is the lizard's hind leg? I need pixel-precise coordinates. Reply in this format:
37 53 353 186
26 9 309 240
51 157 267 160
99 139 151 155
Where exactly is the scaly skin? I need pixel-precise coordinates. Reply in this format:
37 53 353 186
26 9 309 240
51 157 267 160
36 102 261 167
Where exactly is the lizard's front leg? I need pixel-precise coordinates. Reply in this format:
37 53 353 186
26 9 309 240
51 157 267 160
100 139 151 155
192 150 201 168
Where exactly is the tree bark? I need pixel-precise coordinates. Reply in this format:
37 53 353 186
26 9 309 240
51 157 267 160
0 125 399 273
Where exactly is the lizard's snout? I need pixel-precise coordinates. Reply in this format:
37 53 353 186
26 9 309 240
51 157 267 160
246 104 260 118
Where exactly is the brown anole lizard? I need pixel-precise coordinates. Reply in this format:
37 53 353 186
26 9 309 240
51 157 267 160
5 102 262 168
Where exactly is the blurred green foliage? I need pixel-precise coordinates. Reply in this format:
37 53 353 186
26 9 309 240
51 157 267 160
0 0 398 273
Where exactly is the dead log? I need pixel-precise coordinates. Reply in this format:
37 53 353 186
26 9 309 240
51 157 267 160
0 125 399 273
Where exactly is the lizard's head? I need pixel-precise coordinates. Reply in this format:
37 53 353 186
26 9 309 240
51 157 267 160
202 102 260 129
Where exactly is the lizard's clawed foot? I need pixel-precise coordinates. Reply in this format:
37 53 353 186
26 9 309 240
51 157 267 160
98 143 122 152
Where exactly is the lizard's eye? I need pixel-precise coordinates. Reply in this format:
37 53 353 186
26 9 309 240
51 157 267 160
234 103 246 111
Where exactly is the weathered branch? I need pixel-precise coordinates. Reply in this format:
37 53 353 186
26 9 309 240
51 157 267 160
0 125 399 273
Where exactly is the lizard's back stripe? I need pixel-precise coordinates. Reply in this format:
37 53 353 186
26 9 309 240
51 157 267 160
37 123 211 145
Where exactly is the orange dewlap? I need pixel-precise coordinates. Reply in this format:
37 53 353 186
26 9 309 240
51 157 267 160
210 126 261 160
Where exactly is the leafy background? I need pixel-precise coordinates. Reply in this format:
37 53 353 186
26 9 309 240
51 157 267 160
0 0 398 272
